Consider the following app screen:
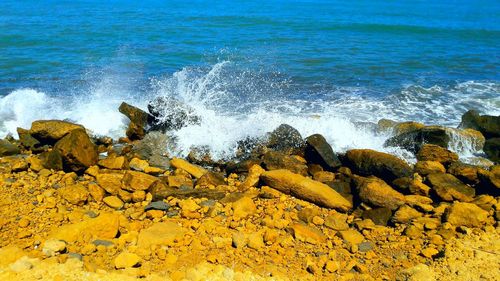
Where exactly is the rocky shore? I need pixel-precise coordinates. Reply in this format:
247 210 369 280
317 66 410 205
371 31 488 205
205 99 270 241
0 102 499 281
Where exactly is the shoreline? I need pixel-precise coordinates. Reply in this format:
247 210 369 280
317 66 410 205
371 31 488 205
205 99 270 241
0 104 499 280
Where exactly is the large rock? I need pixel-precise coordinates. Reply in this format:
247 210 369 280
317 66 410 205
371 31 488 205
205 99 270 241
39 150 63 170
265 124 305 154
447 162 483 185
170 157 207 178
54 129 98 172
377 119 425 135
304 134 341 171
356 176 406 210
122 170 159 191
119 102 151 128
17 128 41 151
344 149 412 182
262 151 308 175
96 172 124 195
49 213 119 242
483 138 500 163
29 120 84 144
426 173 475 202
460 110 500 139
0 139 20 156
260 169 352 211
147 96 200 131
445 202 489 227
416 144 458 165
137 222 188 248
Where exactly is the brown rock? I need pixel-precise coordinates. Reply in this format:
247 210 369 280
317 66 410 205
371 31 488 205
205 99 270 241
392 205 422 224
260 169 352 211
426 173 475 202
58 184 89 205
54 129 98 172
96 172 124 195
324 212 349 231
304 134 341 170
122 171 159 191
416 144 458 165
98 156 127 170
170 157 207 178
29 120 84 143
262 151 308 175
357 176 406 210
445 202 489 227
362 207 392 226
415 161 445 175
345 149 412 182
447 162 483 185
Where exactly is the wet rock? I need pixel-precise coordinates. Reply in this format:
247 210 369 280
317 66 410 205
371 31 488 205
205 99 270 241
122 170 159 191
147 96 201 131
58 184 89 205
262 151 308 175
170 157 207 178
414 161 445 175
378 119 425 135
460 110 500 139
114 252 141 269
385 126 449 153
362 207 392 226
0 139 20 156
356 176 406 210
260 169 352 211
137 222 188 248
98 156 127 170
416 144 458 165
29 120 84 144
54 129 98 172
125 121 145 141
483 138 500 162
266 124 305 154
345 149 412 182
119 102 151 128
145 201 170 211
304 134 341 171
290 223 326 244
445 202 489 227
426 173 475 202
392 205 422 224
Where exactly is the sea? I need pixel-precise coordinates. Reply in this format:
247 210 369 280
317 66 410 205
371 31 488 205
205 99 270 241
0 0 499 161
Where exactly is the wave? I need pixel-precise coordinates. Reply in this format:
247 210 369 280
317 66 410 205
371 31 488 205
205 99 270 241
1 61 498 162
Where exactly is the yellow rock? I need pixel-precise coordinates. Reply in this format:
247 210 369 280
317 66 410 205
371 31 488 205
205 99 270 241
114 252 141 269
42 239 66 257
260 169 352 211
0 246 26 267
88 183 105 202
58 184 88 205
338 229 364 246
170 157 207 178
247 233 265 250
129 157 149 172
232 197 256 220
29 120 84 141
290 223 326 244
167 175 193 188
240 164 265 190
122 171 159 191
357 176 406 210
137 222 188 248
103 196 124 209
445 202 489 227
415 161 445 175
96 173 124 195
98 156 127 170
49 213 120 242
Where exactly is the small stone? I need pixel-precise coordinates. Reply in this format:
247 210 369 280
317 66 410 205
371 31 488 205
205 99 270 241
103 196 124 209
324 212 349 231
122 170 159 191
392 205 423 224
325 260 339 273
58 184 89 205
9 256 34 272
290 223 326 244
170 157 207 178
88 183 105 202
358 241 373 252
18 218 30 228
421 247 439 258
240 165 265 190
338 229 364 246
98 156 127 170
415 161 445 175
42 239 67 257
398 264 436 281
232 197 256 220
247 233 265 250
114 252 141 269
145 201 170 211
232 233 248 248
132 190 146 202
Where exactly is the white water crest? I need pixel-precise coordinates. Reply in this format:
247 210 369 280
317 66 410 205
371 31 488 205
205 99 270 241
1 61 498 163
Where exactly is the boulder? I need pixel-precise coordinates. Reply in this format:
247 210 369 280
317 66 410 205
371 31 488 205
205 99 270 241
377 119 425 135
460 110 500 139
122 171 159 191
416 144 458 165
260 169 352 211
170 157 207 178
344 149 412 182
29 120 84 144
54 129 98 172
445 202 489 227
39 150 63 170
262 151 308 175
147 96 200 131
483 138 500 163
125 121 146 141
414 161 445 175
426 173 475 202
266 124 305 154
304 134 341 171
362 208 392 226
447 162 483 185
356 176 406 210
96 172 124 195
17 128 41 151
0 139 20 156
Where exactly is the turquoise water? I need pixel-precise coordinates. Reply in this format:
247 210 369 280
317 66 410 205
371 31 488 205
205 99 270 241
0 0 499 158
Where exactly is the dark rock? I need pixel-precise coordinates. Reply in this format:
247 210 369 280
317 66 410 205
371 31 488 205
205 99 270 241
144 201 170 211
362 208 392 226
54 129 98 172
384 126 449 153
358 241 374 252
235 136 267 159
196 171 226 187
344 149 412 182
92 240 114 247
39 150 63 170
29 120 84 144
266 124 305 154
327 181 352 194
416 144 459 165
17 128 41 151
225 159 262 174
119 102 152 128
477 169 500 196
460 110 500 139
426 173 475 202
304 134 341 171
147 96 200 131
0 139 20 156
262 151 308 175
447 162 483 185
150 181 225 201
125 121 146 141
483 138 500 163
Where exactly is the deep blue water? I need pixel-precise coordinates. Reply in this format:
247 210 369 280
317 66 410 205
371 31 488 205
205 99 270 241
0 0 499 158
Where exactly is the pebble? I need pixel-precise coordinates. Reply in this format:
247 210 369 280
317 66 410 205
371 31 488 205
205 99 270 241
103 196 124 209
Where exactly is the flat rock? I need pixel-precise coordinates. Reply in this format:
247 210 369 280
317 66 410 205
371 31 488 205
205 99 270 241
260 169 352 211
232 196 256 220
137 222 188 248
460 110 500 139
416 144 458 165
122 170 159 191
42 239 66 257
290 223 326 244
392 205 423 224
445 202 489 227
324 212 349 230
426 173 475 202
103 196 124 209
338 229 364 246
345 149 412 182
170 157 207 178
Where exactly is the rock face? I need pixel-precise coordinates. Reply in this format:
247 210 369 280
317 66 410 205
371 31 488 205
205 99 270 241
460 110 500 139
262 151 308 175
416 144 458 165
0 139 20 156
445 202 489 227
266 124 305 154
426 173 475 202
345 149 412 182
260 169 352 211
304 134 341 171
29 120 84 144
483 138 500 163
356 177 406 210
54 129 98 172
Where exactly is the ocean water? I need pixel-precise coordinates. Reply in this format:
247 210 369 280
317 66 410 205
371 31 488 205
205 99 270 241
0 0 499 160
